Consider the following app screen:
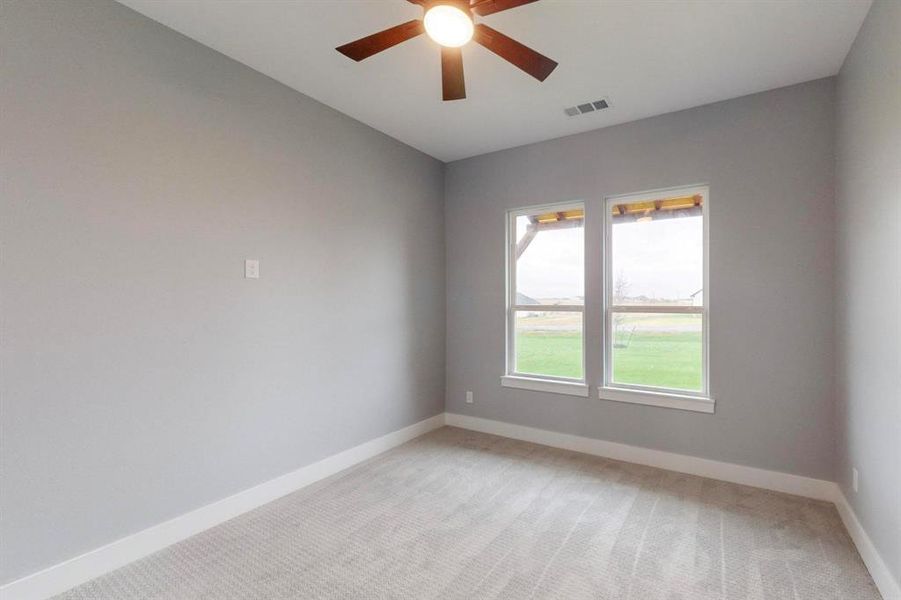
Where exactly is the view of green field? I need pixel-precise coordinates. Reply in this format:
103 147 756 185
515 313 702 391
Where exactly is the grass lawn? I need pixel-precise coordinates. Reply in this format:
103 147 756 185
516 329 702 391
516 333 585 379
611 331 702 391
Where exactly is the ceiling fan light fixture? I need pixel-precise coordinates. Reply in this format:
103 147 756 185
335 0 557 101
423 4 474 48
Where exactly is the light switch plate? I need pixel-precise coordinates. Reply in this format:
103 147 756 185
245 259 260 279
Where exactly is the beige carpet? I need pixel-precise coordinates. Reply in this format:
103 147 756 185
55 427 880 599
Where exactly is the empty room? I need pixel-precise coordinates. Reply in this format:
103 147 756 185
1 0 899 598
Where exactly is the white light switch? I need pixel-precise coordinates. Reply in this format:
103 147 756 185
245 259 260 279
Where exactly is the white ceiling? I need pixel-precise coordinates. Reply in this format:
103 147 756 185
118 0 870 162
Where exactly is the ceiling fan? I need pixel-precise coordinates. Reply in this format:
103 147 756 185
336 0 557 101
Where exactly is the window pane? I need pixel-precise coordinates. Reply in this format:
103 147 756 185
515 310 583 379
611 202 702 307
515 209 584 306
610 312 702 392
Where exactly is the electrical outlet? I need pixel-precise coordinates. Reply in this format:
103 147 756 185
852 467 859 493
465 391 473 404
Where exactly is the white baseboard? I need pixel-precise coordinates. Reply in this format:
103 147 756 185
0 413 446 600
445 413 836 500
834 488 901 600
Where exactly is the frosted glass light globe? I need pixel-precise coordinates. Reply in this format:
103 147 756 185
423 5 474 48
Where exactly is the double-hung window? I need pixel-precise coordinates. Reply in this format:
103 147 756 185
502 202 588 397
502 186 712 412
600 185 711 412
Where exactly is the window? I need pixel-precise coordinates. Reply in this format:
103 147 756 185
501 187 712 412
601 185 711 412
503 203 588 397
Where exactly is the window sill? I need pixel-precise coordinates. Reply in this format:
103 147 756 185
501 375 589 397
598 386 715 414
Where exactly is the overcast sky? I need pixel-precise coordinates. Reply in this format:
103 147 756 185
516 217 584 301
516 215 702 301
613 217 702 300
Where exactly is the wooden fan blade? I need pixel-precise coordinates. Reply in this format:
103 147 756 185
336 20 424 61
441 47 466 101
472 0 539 17
473 23 557 81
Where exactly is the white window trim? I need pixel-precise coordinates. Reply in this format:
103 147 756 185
501 375 589 397
600 184 714 413
504 201 586 395
598 386 714 413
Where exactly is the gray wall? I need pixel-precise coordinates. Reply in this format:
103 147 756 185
835 0 901 586
445 79 837 480
0 0 445 584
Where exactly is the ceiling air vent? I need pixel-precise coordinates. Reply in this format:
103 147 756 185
564 97 611 117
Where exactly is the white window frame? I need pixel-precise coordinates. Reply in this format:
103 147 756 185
501 201 589 397
599 185 714 413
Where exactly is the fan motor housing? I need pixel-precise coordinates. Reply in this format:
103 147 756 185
423 0 473 14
